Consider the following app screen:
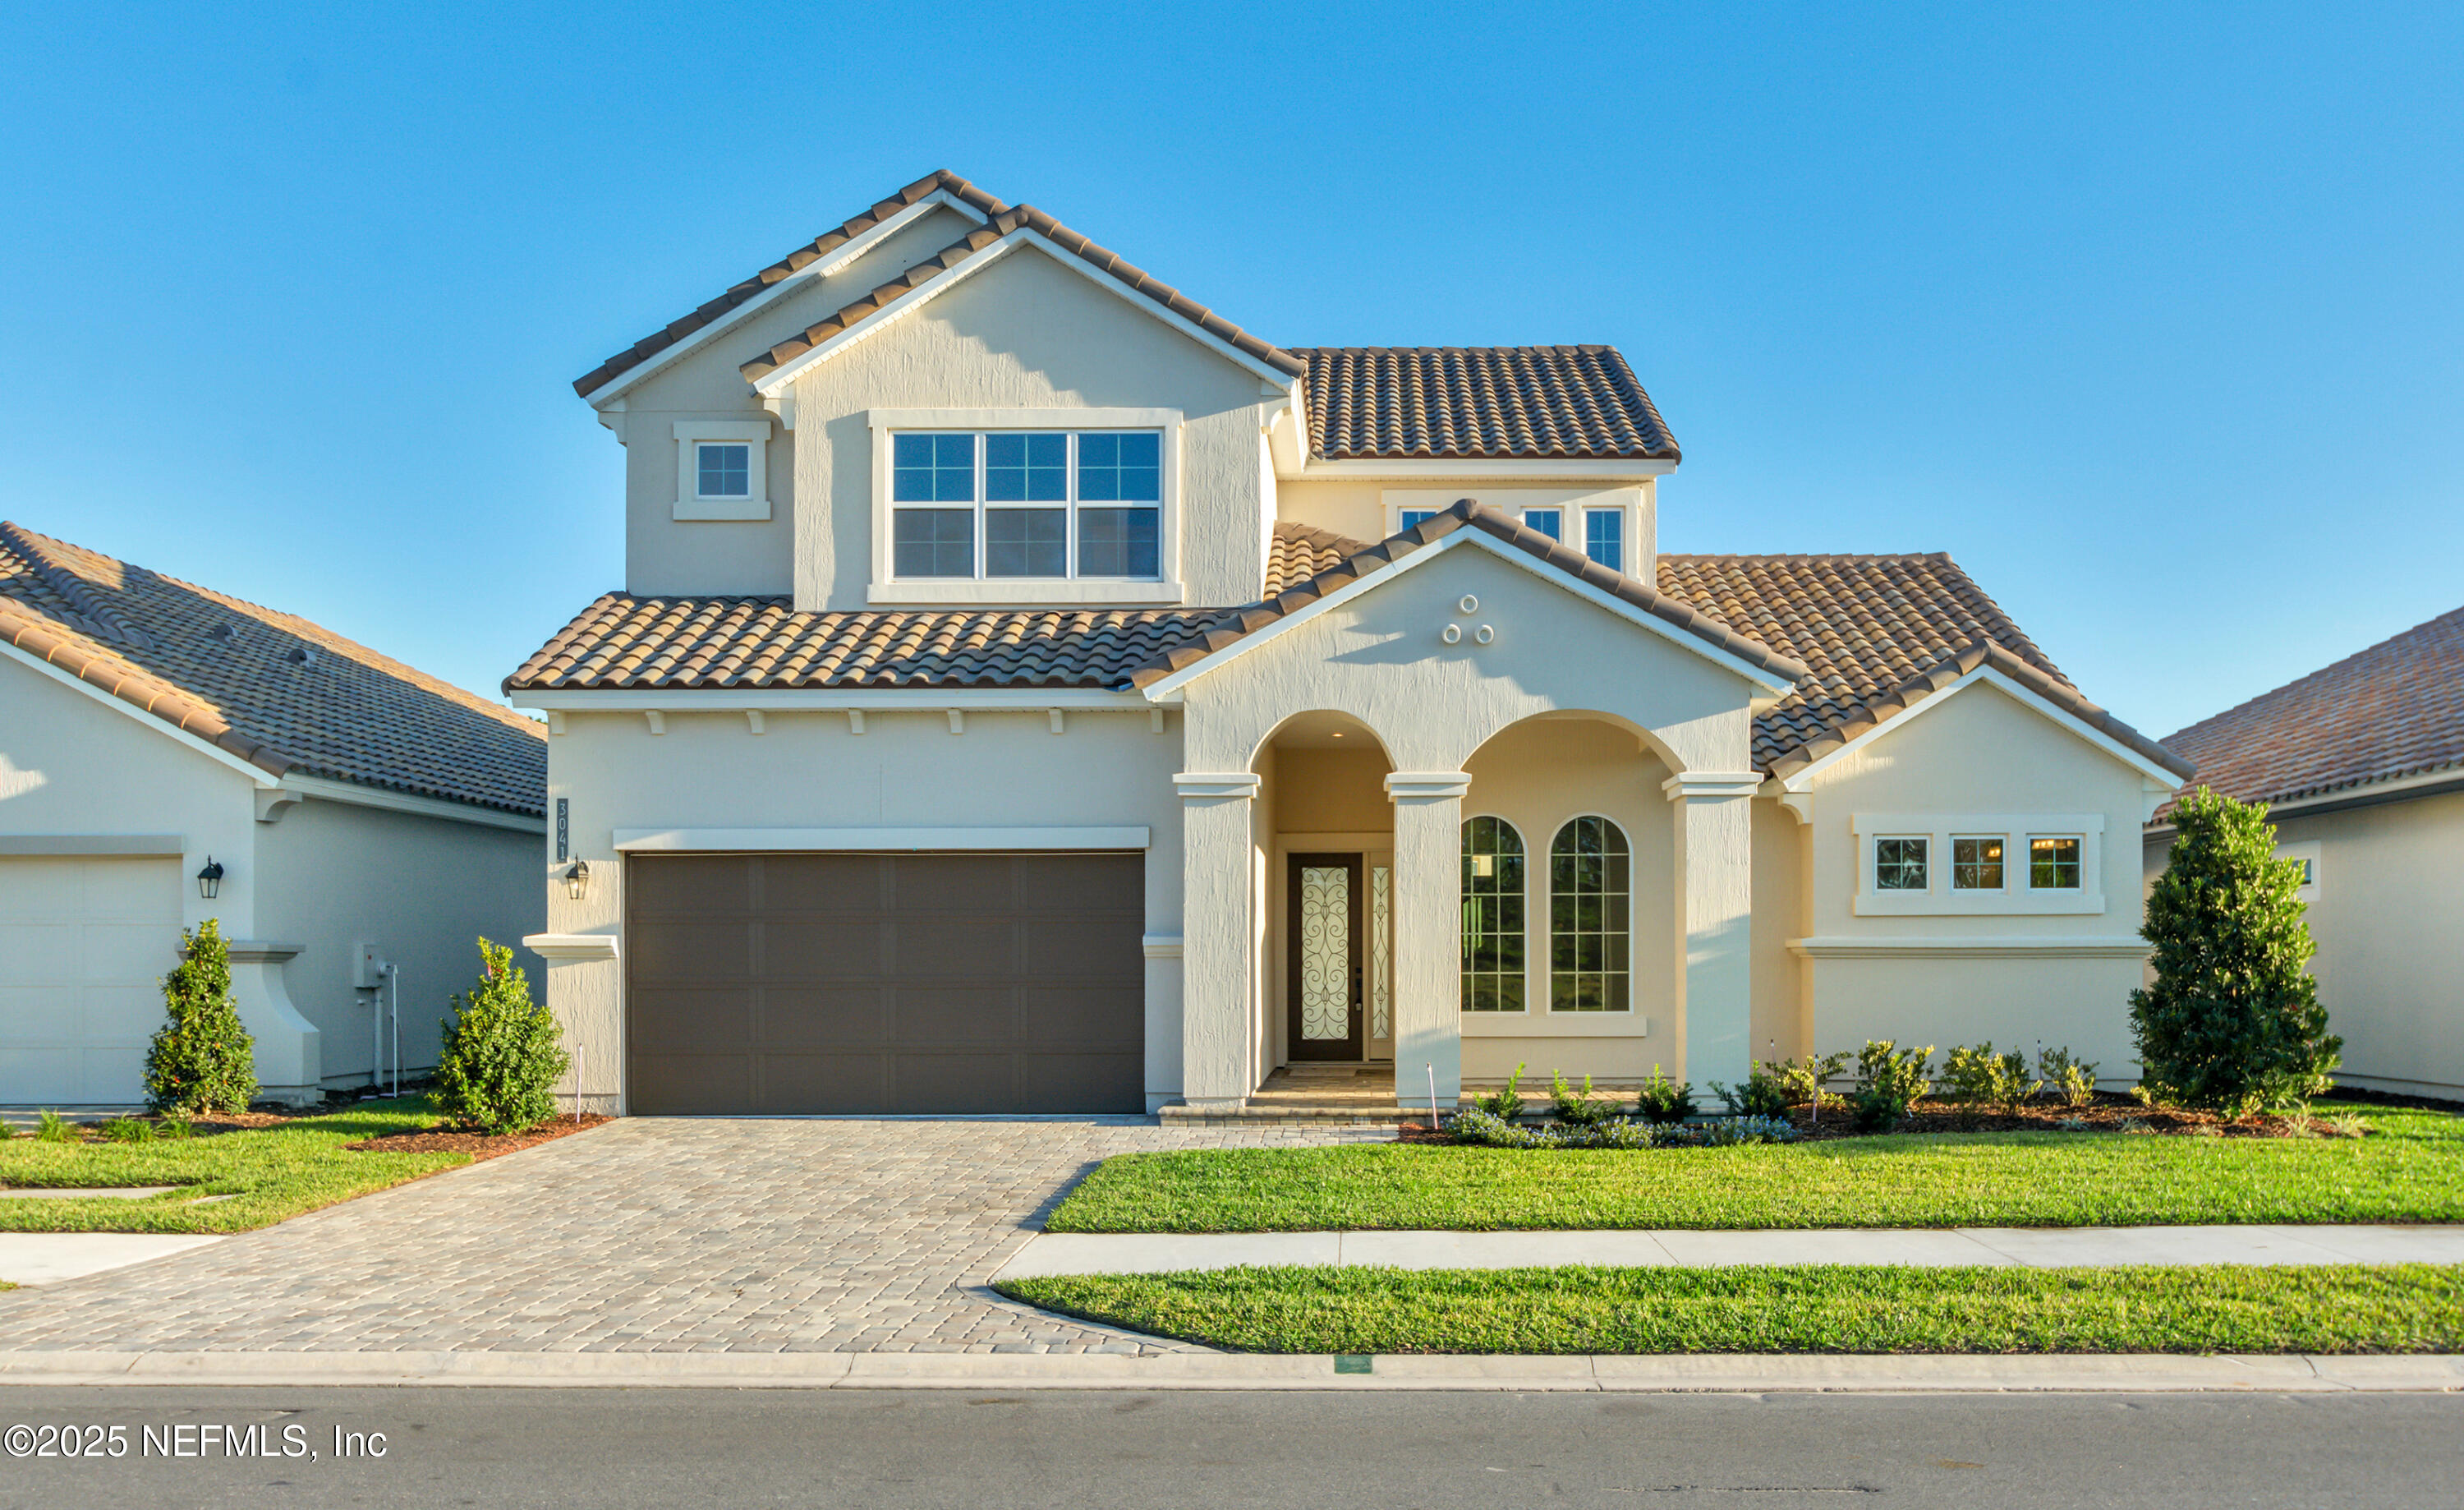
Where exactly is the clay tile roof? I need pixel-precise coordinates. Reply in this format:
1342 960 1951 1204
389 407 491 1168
1264 522 1368 596
738 198 1304 385
572 169 1013 398
1657 550 2191 780
1127 501 1805 691
1289 346 1680 463
0 520 545 816
2158 605 2464 811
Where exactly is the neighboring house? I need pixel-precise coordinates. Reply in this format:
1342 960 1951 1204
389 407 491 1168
2150 606 2464 1100
0 522 547 1107
509 168 2194 1117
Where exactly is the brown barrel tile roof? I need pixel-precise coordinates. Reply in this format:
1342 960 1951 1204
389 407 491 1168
1289 346 1680 463
1 521 545 816
2158 605 2464 811
1264 522 1368 596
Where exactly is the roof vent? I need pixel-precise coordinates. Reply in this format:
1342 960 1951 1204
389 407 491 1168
206 623 234 642
286 645 316 666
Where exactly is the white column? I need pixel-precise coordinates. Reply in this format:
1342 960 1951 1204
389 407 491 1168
1176 772 1260 1107
1665 771 1760 1092
1386 771 1469 1112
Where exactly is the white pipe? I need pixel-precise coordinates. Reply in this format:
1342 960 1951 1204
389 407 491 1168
388 964 402 1098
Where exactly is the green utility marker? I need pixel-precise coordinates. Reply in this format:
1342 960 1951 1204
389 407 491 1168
1333 1355 1374 1375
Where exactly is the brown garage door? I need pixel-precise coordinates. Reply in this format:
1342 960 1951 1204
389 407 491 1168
625 852 1145 1115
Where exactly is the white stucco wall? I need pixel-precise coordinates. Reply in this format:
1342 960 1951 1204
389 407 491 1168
537 705 1186 1112
2142 788 2464 1097
1796 680 2155 1079
784 246 1282 611
253 795 545 1086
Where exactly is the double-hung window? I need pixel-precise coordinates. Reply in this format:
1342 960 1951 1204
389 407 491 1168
1583 508 1625 572
890 430 1162 580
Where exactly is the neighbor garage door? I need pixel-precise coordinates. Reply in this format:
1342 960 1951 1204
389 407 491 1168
625 852 1145 1115
0 856 184 1106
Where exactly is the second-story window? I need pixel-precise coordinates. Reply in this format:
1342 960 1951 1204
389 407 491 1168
696 443 751 499
1522 507 1563 542
1584 508 1625 573
890 430 1161 580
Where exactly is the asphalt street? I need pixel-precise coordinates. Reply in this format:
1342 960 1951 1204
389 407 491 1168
2 1386 2460 1508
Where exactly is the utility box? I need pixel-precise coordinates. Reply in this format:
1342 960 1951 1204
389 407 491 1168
353 941 388 990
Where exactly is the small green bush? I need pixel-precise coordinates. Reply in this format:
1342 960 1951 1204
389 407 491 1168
1710 1063 1792 1119
1549 1070 1623 1127
34 1110 76 1144
144 918 260 1115
1634 1065 1698 1125
1474 1063 1527 1120
1764 1052 1850 1108
434 938 570 1135
1850 1039 1933 1132
1942 1043 2040 1113
2038 1046 2099 1107
99 1117 155 1144
2133 788 2341 1115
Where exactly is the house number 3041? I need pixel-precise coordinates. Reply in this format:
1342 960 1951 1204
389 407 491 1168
1441 596 1496 647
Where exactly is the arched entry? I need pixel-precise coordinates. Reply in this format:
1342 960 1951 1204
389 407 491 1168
1251 711 1396 1074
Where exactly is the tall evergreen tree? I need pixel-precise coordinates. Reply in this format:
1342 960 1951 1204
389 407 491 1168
2131 787 2339 1114
145 917 260 1113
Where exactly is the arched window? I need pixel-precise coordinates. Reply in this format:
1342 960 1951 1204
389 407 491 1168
1550 816 1630 1012
1460 817 1525 1012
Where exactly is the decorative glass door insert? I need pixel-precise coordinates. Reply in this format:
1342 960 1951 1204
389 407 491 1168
1298 865 1351 1041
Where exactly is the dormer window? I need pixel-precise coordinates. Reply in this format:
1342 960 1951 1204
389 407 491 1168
1584 508 1625 572
672 421 772 521
889 430 1163 582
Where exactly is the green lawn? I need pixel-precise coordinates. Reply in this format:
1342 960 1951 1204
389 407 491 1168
0 1100 469 1234
1050 1103 2464 1232
999 1263 2464 1354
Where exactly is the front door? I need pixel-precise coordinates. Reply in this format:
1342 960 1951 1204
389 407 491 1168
1285 852 1364 1061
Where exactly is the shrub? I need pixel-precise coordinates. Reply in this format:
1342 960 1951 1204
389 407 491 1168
144 918 259 1115
1549 1070 1623 1127
1764 1052 1850 1109
1942 1043 2040 1113
1446 1108 1662 1149
154 1117 193 1140
434 938 570 1135
1690 1114 1802 1147
1474 1063 1528 1120
1850 1039 1933 1132
2038 1046 2099 1107
1709 1063 1792 1119
2133 788 2341 1115
99 1117 154 1143
1634 1065 1698 1125
34 1111 76 1144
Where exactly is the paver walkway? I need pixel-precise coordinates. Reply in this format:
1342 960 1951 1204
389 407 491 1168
996 1224 2464 1280
0 1118 1385 1356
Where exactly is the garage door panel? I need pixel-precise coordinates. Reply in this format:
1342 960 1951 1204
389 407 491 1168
0 858 179 1105
82 924 178 983
0 1048 73 1101
629 1052 756 1117
755 1053 890 1114
80 984 168 1040
631 920 753 982
1010 854 1143 912
893 917 1015 978
630 989 753 1053
756 857 883 912
1 923 80 981
626 852 1142 1115
630 855 755 913
77 1048 147 1103
759 920 883 978
756 988 887 1050
1019 1053 1142 1113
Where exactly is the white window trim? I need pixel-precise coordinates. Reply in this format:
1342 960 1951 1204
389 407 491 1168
2275 839 2323 902
1455 808 1649 1027
867 407 1185 605
1380 487 1644 562
1458 811 1531 1017
672 421 773 521
1852 813 2107 915
1581 505 1629 574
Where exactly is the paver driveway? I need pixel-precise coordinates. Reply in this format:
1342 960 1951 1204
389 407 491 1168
0 1117 1385 1356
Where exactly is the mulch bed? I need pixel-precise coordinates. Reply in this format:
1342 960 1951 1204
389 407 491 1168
344 1113 614 1161
1395 1093 2365 1145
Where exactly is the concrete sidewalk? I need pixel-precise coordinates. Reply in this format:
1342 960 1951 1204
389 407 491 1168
0 1234 223 1287
995 1223 2464 1280
0 1347 2457 1393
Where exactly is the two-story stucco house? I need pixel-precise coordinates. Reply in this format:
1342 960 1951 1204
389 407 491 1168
509 169 2194 1117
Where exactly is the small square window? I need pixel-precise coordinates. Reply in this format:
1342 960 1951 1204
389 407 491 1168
1952 836 2005 891
1584 509 1625 572
1523 508 1564 541
894 433 976 503
2030 836 2083 890
696 443 750 499
1397 509 1437 531
985 433 1067 502
1078 507 1160 578
1875 837 1928 891
1076 432 1160 503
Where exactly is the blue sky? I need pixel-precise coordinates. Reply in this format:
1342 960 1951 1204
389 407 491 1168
2 2 2457 739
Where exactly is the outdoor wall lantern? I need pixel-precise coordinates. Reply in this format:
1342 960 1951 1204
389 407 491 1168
563 858 591 901
195 856 224 900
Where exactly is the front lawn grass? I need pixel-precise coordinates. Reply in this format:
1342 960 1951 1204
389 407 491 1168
1051 1103 2464 1232
0 1099 467 1234
999 1263 2464 1354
